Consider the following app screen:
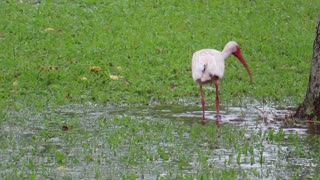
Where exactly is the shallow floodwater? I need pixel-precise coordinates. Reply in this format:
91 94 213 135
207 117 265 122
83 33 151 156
107 102 307 134
1 101 319 179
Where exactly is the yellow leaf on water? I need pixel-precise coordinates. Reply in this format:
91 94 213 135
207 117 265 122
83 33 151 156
57 166 67 171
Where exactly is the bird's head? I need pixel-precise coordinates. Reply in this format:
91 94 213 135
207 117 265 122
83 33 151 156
228 41 253 85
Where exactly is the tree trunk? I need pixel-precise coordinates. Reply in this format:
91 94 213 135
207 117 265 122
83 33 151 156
295 19 320 119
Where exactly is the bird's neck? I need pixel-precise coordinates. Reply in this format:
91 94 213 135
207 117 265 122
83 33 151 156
221 48 233 60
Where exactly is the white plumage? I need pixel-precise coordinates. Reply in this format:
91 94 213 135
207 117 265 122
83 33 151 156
192 41 253 127
192 49 225 83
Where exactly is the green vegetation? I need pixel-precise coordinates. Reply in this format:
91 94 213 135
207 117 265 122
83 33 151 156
1 0 320 179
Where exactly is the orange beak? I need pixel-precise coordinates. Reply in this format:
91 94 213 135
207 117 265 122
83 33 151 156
233 47 253 85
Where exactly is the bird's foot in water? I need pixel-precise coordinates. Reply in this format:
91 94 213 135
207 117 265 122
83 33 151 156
201 120 207 126
215 115 221 128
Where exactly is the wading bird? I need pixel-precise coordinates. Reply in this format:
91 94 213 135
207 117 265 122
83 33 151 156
192 41 253 127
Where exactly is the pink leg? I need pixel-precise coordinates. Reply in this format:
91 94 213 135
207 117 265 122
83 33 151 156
214 79 221 127
199 84 207 125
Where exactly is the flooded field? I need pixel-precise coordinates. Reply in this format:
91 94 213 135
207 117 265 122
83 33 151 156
1 101 320 179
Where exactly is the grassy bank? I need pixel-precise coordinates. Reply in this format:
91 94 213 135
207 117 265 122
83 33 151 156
1 0 319 108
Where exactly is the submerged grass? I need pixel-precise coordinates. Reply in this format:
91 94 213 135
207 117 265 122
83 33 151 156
1 0 320 179
2 104 320 179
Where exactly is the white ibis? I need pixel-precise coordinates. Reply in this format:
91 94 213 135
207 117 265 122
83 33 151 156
192 41 253 127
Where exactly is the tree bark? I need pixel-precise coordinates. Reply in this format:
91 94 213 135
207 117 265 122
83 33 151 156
295 19 320 119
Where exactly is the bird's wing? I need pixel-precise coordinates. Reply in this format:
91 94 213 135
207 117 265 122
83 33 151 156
192 53 208 81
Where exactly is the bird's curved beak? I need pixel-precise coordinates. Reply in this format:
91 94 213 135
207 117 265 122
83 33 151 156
233 49 253 85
